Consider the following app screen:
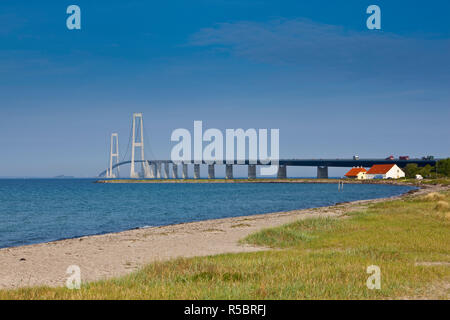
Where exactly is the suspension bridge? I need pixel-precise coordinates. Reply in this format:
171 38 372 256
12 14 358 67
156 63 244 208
99 113 438 179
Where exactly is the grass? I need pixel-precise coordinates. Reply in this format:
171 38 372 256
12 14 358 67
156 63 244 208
400 178 450 186
1 192 449 300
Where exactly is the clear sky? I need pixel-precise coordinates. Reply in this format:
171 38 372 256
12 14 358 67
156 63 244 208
0 1 449 177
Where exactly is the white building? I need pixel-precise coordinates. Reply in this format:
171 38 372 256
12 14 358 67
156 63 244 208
366 164 405 179
344 167 367 180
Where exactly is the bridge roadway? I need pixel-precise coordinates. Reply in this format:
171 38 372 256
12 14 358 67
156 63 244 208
99 158 437 179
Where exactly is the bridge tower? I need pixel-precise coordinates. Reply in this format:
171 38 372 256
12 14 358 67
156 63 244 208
107 133 120 178
130 113 151 178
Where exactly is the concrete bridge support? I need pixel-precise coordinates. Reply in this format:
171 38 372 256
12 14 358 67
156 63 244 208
277 165 287 179
156 162 162 179
317 166 329 179
149 162 156 178
208 165 215 179
172 163 178 179
182 164 188 179
248 164 256 179
143 162 152 179
194 164 200 179
226 164 233 179
163 163 169 179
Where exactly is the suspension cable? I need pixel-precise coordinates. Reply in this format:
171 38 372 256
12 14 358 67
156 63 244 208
121 117 133 163
143 117 157 160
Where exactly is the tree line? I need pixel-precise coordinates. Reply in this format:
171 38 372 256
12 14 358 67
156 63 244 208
404 158 450 179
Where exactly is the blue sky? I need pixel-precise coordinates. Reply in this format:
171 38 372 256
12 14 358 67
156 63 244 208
0 0 449 177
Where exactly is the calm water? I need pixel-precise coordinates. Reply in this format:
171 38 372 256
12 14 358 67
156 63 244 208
0 179 414 249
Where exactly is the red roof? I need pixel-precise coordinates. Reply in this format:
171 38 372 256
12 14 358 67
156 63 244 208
345 167 367 177
366 164 396 174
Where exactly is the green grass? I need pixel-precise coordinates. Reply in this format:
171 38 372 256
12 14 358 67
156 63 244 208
243 217 340 248
1 192 449 300
400 178 450 186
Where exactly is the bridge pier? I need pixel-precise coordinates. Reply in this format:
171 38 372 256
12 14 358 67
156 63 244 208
163 162 169 179
226 164 233 179
172 163 178 179
208 165 215 179
248 165 256 179
317 166 329 179
130 169 139 179
155 162 162 179
149 162 156 178
194 164 200 179
182 163 188 179
143 162 151 178
277 165 287 179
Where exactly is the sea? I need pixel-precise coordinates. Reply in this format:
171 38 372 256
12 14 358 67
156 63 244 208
0 179 415 248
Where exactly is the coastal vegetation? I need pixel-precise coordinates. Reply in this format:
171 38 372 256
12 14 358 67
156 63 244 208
404 158 450 179
1 190 448 300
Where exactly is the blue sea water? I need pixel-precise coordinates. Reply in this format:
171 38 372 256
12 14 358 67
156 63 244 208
0 179 415 249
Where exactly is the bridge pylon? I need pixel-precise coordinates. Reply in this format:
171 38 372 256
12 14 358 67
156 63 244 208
106 133 120 178
130 113 151 178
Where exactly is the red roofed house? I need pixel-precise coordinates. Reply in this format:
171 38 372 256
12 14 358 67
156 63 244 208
344 167 367 180
366 164 405 179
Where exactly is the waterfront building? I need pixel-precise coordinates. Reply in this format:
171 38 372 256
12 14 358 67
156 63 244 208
366 164 405 179
344 167 367 180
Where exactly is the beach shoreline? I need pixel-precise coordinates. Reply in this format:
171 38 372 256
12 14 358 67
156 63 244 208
0 181 447 290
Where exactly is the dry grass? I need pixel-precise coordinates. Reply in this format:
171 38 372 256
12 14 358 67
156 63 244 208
1 191 449 300
435 201 450 212
423 192 446 202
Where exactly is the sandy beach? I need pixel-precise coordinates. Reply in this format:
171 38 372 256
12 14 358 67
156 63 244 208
0 182 446 290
